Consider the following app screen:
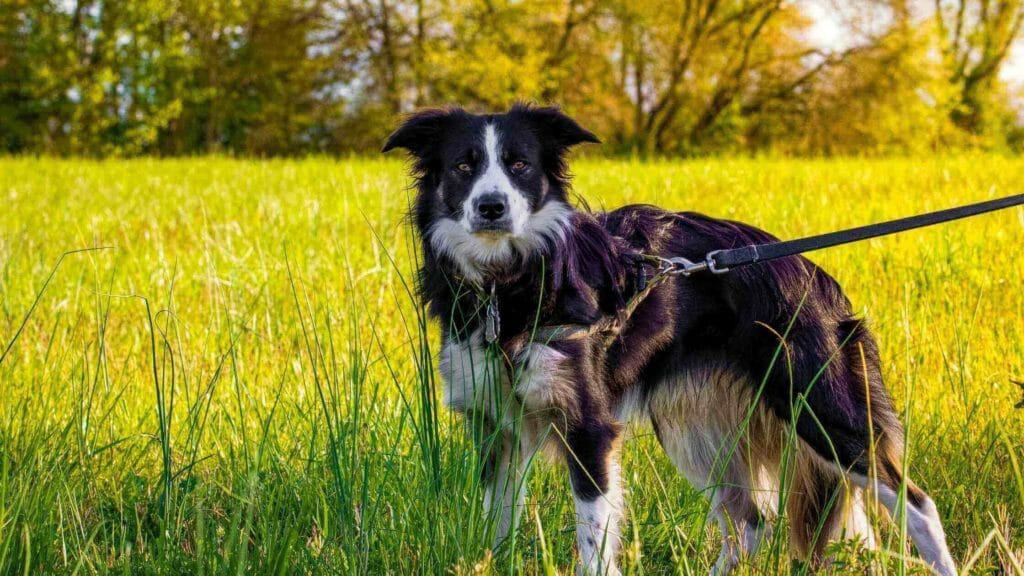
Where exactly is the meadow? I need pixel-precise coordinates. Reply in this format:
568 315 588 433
0 155 1022 575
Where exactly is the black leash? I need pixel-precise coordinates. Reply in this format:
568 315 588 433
663 193 1024 276
495 194 1023 346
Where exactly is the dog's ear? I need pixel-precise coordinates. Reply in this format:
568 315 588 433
513 104 600 151
381 108 460 156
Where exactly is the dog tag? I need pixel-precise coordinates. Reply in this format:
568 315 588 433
485 286 500 344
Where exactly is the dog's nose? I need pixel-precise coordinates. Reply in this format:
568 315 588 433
475 193 507 221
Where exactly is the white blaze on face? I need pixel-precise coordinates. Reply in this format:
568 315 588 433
461 124 531 234
428 123 572 285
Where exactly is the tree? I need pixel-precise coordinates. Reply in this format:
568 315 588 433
1 0 1022 156
934 0 1024 133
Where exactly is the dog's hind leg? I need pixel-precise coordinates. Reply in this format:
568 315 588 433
566 420 625 576
849 447 957 576
648 365 778 576
752 318 957 575
792 405 957 575
787 453 876 565
656 436 773 576
708 487 772 576
843 486 877 549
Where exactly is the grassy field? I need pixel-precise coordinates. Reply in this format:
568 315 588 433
0 156 1022 575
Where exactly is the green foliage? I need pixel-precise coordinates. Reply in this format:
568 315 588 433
771 20 965 155
0 156 1023 573
0 1 1022 156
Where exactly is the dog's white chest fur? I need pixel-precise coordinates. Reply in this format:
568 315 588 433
439 331 571 420
438 330 500 414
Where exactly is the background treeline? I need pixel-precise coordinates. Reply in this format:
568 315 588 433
2 0 1023 157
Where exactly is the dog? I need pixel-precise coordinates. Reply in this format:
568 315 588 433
382 104 957 576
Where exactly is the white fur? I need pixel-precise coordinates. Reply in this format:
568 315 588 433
428 199 572 285
614 386 648 423
851 474 957 576
484 432 527 548
709 494 771 576
517 196 573 252
442 337 565 549
462 125 531 235
439 329 526 547
574 461 624 576
648 363 780 575
514 344 574 411
841 487 876 550
427 122 573 285
439 329 503 415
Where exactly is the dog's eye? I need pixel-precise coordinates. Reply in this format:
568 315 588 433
455 163 472 173
510 160 528 172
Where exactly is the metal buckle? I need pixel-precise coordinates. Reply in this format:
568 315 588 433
705 250 729 274
665 256 709 276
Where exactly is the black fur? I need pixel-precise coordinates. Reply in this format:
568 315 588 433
384 104 954 575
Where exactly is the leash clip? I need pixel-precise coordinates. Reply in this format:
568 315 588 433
663 256 709 276
704 250 730 274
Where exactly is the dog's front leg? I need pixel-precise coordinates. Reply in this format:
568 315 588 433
483 430 530 549
471 412 531 551
567 421 624 576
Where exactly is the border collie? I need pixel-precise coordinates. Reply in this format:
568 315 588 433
383 104 957 576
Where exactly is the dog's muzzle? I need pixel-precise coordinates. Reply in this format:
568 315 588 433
471 192 512 233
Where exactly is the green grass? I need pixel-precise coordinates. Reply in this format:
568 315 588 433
0 156 1022 575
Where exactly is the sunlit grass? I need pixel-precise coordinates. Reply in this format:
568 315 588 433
0 156 1022 574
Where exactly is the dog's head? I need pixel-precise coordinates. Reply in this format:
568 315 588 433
383 104 599 282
